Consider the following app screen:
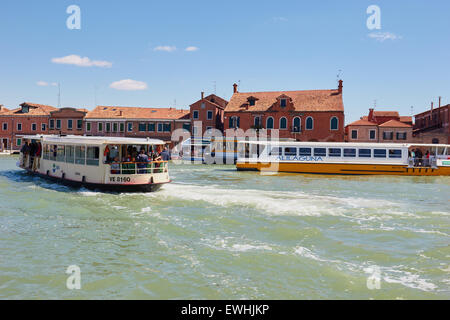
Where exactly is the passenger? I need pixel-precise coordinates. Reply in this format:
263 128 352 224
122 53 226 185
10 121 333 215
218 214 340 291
425 151 430 167
161 147 171 161
104 145 110 163
20 141 30 167
33 142 42 171
136 149 149 174
111 157 121 174
416 149 423 166
132 147 138 159
122 153 133 175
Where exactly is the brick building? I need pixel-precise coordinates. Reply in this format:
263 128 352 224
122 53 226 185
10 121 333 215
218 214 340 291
223 81 345 141
413 100 450 144
346 108 413 143
85 106 191 143
49 107 88 136
0 102 57 151
190 92 228 136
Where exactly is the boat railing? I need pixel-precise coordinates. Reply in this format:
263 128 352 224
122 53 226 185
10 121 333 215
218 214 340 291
109 161 169 175
407 157 438 169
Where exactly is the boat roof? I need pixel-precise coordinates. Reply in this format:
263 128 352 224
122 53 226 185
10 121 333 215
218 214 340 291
238 140 450 148
20 135 165 146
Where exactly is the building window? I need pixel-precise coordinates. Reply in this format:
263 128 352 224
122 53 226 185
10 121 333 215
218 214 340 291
163 123 171 132
158 123 163 132
249 99 255 106
330 117 338 130
193 110 199 119
280 117 287 130
293 117 301 132
396 132 407 140
68 119 73 130
280 99 287 107
41 123 46 131
86 122 91 132
139 123 146 132
383 131 393 140
351 130 358 140
106 123 111 132
2 123 7 131
183 123 191 131
306 117 314 130
56 120 61 129
120 123 125 132
229 116 240 129
98 122 103 132
77 119 83 130
266 117 274 129
432 138 439 144
113 123 118 132
201 103 205 109
17 123 22 131
127 123 133 132
17 138 22 146
49 119 55 129
147 123 155 132
254 116 261 128
31 123 37 131
369 130 376 140
207 110 213 120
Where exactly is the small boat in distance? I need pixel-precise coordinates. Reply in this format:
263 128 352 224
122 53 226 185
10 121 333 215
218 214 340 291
17 135 171 192
236 141 450 176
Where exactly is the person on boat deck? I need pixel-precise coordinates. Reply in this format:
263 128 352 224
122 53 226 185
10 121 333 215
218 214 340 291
136 149 149 174
416 149 423 166
111 157 121 174
20 141 30 167
29 141 37 169
103 145 110 163
33 142 42 171
161 147 170 161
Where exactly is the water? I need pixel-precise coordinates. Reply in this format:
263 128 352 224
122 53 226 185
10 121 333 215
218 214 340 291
0 155 449 299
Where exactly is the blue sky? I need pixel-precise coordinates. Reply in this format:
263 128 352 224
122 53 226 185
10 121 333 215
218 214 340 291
0 0 449 123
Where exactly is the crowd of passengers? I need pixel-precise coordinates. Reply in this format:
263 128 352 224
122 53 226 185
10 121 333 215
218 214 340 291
20 140 42 171
104 144 171 174
408 148 436 167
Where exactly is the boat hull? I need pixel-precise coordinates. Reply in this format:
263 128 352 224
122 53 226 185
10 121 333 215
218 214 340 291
24 169 167 192
236 161 450 176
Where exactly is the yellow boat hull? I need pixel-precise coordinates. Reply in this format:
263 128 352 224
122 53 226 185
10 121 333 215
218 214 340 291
236 162 450 176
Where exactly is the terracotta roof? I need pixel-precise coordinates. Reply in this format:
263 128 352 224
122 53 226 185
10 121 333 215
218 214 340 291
86 106 190 120
347 119 378 126
378 119 412 128
225 89 343 112
373 111 399 117
399 116 412 123
1 102 57 116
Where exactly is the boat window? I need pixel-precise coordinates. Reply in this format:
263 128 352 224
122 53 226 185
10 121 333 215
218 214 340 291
269 147 282 156
43 144 50 160
314 148 326 157
75 146 86 165
328 148 341 157
389 149 402 159
299 148 311 156
49 145 57 161
65 146 75 163
358 149 372 158
56 145 65 162
86 147 100 166
374 149 387 158
284 147 297 156
343 148 356 157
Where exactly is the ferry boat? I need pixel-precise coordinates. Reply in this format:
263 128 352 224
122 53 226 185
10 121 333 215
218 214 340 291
17 135 171 192
236 141 450 176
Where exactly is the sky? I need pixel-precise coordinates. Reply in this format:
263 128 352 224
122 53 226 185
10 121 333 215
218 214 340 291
0 0 449 124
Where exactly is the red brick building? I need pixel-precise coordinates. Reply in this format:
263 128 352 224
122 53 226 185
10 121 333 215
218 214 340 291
223 81 345 141
0 102 57 151
49 107 88 136
85 106 190 144
190 92 228 136
346 108 413 143
413 100 450 144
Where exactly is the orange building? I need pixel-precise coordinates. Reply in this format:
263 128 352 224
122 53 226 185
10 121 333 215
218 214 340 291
49 107 88 136
85 106 191 144
190 92 228 136
413 100 450 144
223 81 345 141
0 102 57 151
346 108 413 143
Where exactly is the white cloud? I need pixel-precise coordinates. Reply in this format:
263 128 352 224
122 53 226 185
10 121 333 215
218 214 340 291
51 55 112 68
272 17 288 23
153 46 177 52
110 79 148 91
185 46 199 52
37 81 49 86
368 32 402 42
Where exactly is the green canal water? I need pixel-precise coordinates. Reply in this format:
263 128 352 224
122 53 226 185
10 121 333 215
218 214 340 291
0 155 449 299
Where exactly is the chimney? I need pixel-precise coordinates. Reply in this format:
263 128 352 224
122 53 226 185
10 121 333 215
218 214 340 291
233 83 238 94
0 104 3 112
368 108 374 122
201 92 204 100
431 102 434 110
338 80 343 94
119 110 123 116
